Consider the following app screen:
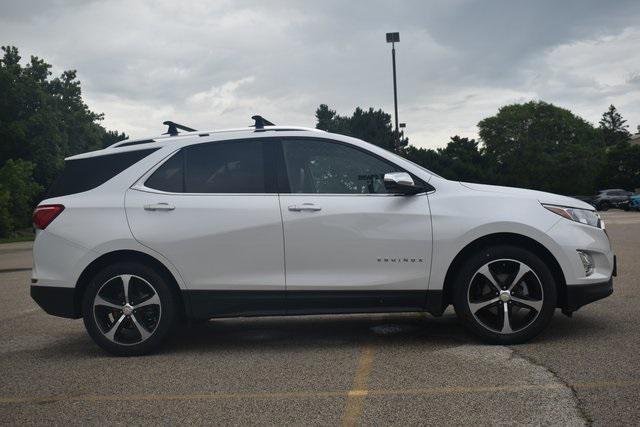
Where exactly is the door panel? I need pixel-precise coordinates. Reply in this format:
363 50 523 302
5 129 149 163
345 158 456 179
278 137 432 294
280 194 431 291
126 189 285 291
125 138 285 306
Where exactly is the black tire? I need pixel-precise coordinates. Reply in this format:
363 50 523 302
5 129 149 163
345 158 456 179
82 262 177 356
598 202 609 211
453 245 557 345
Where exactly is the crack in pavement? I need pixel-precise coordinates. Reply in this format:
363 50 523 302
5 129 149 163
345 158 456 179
511 347 592 425
435 344 585 425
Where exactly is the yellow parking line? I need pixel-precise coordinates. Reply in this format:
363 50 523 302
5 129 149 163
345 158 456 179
1 379 638 405
342 344 375 427
0 390 346 404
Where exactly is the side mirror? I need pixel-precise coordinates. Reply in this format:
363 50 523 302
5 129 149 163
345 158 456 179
384 172 425 195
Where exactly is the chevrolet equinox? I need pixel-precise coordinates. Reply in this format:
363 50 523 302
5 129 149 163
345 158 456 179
30 118 616 355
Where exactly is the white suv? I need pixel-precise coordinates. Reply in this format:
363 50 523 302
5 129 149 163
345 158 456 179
31 118 616 355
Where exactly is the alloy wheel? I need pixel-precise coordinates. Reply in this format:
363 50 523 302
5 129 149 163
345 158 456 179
467 259 544 334
93 274 162 345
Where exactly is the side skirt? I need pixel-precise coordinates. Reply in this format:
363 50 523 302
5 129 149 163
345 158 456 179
184 290 443 319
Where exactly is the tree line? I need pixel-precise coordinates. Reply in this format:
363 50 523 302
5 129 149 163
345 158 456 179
316 102 639 197
1 46 638 238
0 46 125 237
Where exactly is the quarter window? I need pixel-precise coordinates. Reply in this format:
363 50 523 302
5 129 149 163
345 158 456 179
281 139 403 194
145 150 184 193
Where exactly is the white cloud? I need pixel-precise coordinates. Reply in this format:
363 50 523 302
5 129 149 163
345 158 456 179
1 0 639 146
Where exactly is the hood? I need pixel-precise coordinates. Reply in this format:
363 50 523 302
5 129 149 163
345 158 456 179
459 182 595 210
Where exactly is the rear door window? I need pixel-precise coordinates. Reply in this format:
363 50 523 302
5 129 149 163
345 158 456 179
145 139 271 194
185 140 265 193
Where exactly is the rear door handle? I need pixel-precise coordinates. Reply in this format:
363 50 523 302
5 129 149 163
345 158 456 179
144 202 175 211
288 203 322 212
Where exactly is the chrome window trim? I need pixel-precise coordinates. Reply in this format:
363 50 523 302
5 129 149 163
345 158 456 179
130 185 430 197
131 140 436 197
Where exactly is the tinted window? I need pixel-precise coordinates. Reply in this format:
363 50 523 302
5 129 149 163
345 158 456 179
47 148 159 198
281 139 402 194
144 140 268 193
145 151 184 192
185 140 265 193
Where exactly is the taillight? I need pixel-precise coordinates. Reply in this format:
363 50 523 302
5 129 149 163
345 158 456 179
32 205 65 230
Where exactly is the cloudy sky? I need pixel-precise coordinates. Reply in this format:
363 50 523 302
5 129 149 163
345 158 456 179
2 0 639 148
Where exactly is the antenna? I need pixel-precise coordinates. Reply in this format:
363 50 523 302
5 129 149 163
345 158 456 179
163 121 197 136
251 115 275 130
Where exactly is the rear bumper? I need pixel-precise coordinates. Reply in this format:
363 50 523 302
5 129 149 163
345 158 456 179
31 285 79 319
564 277 613 312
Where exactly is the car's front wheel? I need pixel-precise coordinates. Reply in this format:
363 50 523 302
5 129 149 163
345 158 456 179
453 245 557 344
82 262 177 356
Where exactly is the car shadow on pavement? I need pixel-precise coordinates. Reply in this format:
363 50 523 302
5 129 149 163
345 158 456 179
530 311 614 344
162 313 469 355
26 309 613 359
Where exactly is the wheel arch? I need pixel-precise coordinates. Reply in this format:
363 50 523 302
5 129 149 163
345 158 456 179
73 250 189 319
439 232 567 313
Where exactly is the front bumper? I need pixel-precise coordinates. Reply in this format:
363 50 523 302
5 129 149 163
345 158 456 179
31 285 79 319
564 277 613 312
546 219 614 286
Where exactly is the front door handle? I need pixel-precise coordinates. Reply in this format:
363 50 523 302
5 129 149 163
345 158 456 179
288 203 322 212
144 202 175 211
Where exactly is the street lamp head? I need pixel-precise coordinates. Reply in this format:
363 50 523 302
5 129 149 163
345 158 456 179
386 32 400 43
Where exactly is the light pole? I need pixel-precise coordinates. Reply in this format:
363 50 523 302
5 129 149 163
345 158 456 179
386 32 400 151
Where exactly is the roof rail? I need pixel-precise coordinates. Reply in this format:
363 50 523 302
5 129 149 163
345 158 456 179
113 139 155 148
251 115 275 130
163 121 197 136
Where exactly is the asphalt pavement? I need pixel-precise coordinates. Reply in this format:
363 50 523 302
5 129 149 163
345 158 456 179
0 211 638 425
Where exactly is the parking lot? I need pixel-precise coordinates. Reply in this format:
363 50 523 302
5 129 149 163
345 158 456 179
0 210 638 425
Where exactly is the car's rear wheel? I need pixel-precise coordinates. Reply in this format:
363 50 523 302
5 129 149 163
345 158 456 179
453 245 557 344
82 262 177 356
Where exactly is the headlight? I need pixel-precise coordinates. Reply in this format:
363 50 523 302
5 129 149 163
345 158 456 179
543 204 602 228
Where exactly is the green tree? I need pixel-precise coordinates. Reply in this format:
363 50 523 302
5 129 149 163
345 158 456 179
435 136 493 182
600 142 640 190
478 101 605 195
102 129 128 148
403 136 492 183
0 160 42 236
0 46 127 236
0 188 11 237
315 105 491 183
403 145 443 175
599 104 630 147
315 104 407 151
596 106 640 191
0 46 127 186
